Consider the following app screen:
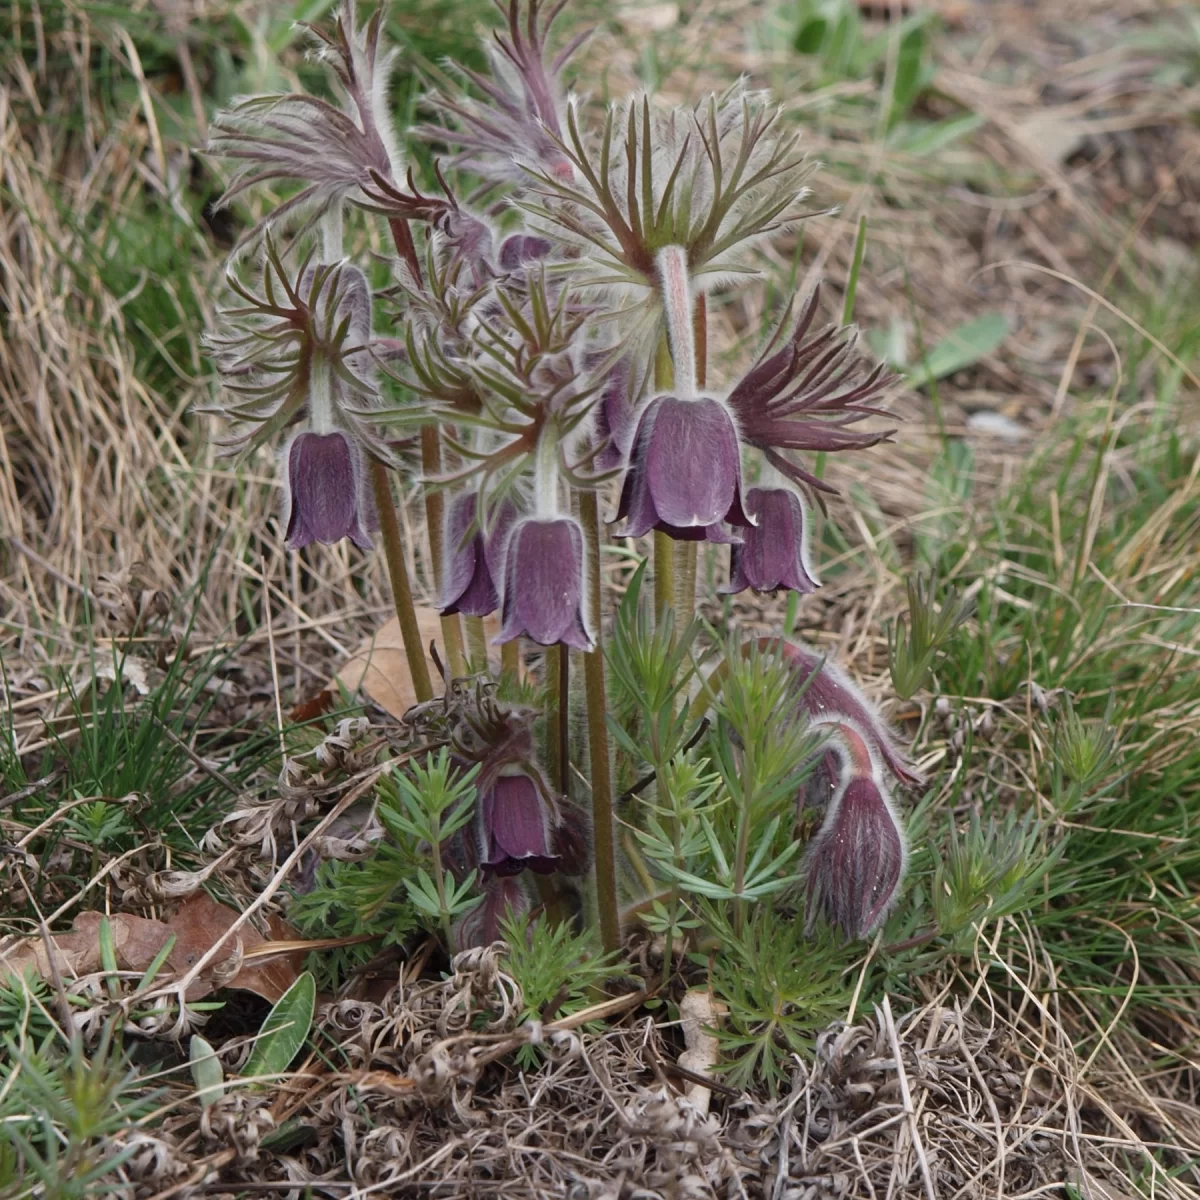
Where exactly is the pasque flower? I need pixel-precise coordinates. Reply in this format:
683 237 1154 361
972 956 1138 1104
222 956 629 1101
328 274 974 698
722 486 819 595
617 395 750 542
441 491 518 618
615 245 750 543
283 430 376 550
497 515 593 650
479 768 561 875
804 720 907 939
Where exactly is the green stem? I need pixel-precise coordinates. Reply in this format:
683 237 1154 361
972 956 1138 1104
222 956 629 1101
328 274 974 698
732 753 754 937
369 460 433 704
465 615 489 672
420 426 467 680
673 540 697 626
546 644 563 795
654 530 675 623
580 490 620 955
557 645 570 798
501 638 521 679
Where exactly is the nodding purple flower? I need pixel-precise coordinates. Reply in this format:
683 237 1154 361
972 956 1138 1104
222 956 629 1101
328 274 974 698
766 638 921 788
722 487 820 596
591 355 641 474
805 722 907 939
441 491 517 618
617 395 751 543
479 769 561 876
456 874 530 948
726 290 896 494
497 516 593 650
283 429 376 550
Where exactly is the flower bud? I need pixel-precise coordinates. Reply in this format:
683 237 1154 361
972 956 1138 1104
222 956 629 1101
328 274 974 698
804 718 907 940
479 769 561 876
441 491 517 618
805 765 906 940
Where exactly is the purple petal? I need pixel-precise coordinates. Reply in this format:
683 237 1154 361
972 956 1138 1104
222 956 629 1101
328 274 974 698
806 774 905 939
592 357 638 473
441 491 499 617
284 431 373 550
722 488 819 594
482 773 560 874
645 397 743 530
497 517 593 650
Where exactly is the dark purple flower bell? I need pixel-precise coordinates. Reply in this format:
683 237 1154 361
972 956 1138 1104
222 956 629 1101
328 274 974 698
722 487 819 596
590 355 639 474
804 722 907 939
441 491 518 618
764 638 921 788
617 395 751 543
283 429 376 550
497 516 593 650
480 769 561 876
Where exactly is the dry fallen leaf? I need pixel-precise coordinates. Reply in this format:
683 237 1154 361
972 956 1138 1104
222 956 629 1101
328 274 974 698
0 898 305 1004
168 894 304 1003
337 610 502 721
336 609 442 720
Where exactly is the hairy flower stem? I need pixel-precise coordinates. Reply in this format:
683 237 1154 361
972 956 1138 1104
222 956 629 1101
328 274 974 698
465 616 489 671
681 294 707 621
652 337 675 622
420 427 467 679
501 638 521 678
369 460 433 704
545 645 565 794
580 489 621 954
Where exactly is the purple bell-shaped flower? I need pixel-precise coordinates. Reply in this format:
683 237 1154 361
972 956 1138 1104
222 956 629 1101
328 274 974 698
441 491 517 618
479 769 561 876
616 395 751 543
282 429 376 550
496 515 593 650
722 487 820 595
